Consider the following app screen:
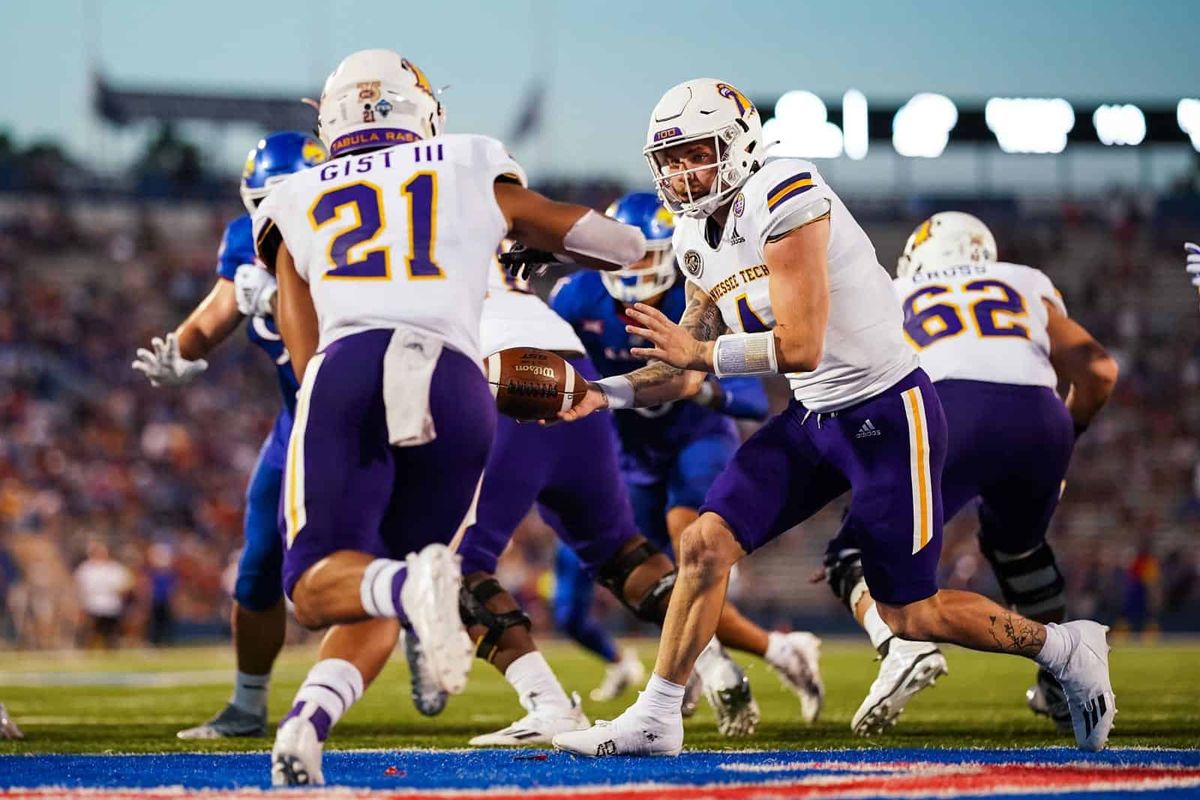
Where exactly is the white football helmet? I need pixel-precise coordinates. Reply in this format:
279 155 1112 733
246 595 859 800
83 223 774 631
897 211 998 278
317 49 444 157
643 79 763 218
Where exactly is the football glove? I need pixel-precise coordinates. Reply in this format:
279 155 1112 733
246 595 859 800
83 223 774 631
132 332 208 387
499 243 562 281
234 263 277 317
1186 242 1200 287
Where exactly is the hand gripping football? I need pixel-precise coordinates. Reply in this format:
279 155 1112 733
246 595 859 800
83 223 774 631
485 347 588 421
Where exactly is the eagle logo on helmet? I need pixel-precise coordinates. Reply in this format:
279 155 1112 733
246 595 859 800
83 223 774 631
716 83 755 118
402 58 435 99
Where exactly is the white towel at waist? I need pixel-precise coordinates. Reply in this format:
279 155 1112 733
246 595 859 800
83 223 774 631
382 328 443 447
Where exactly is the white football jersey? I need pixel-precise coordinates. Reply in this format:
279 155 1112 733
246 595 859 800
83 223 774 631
481 261 585 355
672 157 916 412
893 261 1065 388
254 133 526 361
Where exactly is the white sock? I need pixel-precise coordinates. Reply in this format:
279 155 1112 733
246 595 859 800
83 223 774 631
287 658 364 741
1034 622 1076 676
359 559 407 619
505 652 571 714
862 603 895 652
764 631 790 669
634 672 686 718
230 670 269 715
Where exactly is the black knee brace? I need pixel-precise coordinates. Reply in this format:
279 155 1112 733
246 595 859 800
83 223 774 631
458 578 531 663
596 541 676 623
979 537 1066 619
824 547 866 612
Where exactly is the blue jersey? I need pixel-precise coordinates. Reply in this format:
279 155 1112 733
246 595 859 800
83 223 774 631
551 272 767 484
216 214 300 414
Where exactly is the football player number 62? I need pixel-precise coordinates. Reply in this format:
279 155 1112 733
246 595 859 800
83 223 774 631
903 279 1030 348
307 175 442 281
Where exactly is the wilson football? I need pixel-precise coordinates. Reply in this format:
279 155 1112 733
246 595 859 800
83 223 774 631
485 347 589 421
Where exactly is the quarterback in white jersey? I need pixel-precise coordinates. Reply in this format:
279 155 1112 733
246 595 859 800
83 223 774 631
254 49 645 787
553 79 1116 758
827 211 1119 738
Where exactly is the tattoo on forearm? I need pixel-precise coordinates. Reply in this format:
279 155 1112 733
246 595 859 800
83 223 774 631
987 612 1046 655
627 360 684 397
680 282 727 342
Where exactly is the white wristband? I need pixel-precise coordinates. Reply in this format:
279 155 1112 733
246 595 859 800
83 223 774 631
594 376 635 410
713 331 778 376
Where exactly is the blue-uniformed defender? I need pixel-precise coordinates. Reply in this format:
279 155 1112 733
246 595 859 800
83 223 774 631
132 132 327 739
550 193 821 715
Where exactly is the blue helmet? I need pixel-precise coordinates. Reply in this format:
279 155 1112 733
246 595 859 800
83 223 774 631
602 191 677 303
240 131 328 214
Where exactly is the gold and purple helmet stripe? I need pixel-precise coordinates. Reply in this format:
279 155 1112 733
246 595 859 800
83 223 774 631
766 172 814 212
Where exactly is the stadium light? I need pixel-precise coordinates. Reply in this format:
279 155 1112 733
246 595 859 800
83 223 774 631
1179 99 1200 151
892 93 958 158
842 89 869 160
1093 104 1146 146
763 90 843 159
985 97 1075 154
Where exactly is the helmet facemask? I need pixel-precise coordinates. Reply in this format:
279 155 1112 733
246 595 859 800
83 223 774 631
645 123 749 219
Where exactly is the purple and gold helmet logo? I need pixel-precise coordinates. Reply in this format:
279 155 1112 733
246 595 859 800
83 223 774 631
682 249 703 278
402 58 435 99
301 139 327 165
716 83 754 118
912 218 934 248
732 192 746 218
653 127 684 142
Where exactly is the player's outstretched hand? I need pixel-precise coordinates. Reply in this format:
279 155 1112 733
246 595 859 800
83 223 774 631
626 303 709 371
499 243 561 281
556 383 608 423
234 263 277 317
1186 242 1200 285
131 332 208 387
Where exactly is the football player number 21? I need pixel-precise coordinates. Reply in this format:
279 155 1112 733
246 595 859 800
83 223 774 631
307 175 442 280
903 279 1029 348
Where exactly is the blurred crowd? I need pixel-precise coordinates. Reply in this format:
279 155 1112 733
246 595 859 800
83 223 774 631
0 179 1198 650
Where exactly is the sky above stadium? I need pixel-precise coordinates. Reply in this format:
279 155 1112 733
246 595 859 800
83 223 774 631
1 0 1197 183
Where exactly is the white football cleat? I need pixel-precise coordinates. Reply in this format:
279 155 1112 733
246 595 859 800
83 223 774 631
400 544 474 695
590 649 646 703
470 691 589 746
552 706 682 757
402 627 449 717
1052 621 1116 752
852 638 948 736
271 716 324 787
766 632 824 723
1027 666 1073 735
695 640 759 737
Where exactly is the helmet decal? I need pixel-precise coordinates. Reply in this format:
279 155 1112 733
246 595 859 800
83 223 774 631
716 83 754 118
912 218 934 249
301 139 327 165
402 58 435 99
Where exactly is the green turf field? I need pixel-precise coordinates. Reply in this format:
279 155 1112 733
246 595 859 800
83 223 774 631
0 638 1196 753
